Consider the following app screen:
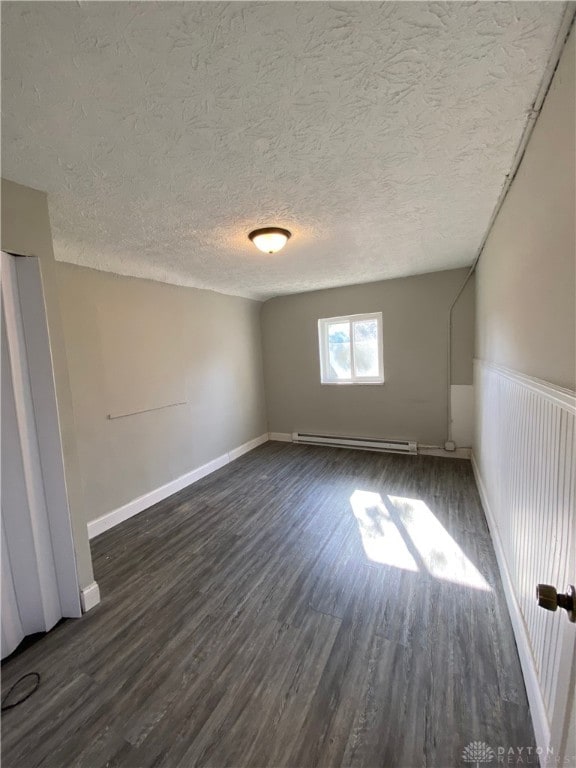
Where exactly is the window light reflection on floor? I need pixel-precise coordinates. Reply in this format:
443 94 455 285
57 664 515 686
349 490 419 571
387 495 491 591
350 491 491 591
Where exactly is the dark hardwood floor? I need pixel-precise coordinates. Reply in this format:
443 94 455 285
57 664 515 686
2 442 535 768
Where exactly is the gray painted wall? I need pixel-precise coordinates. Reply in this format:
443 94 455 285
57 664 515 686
261 268 475 444
476 26 575 389
1 178 95 591
57 263 268 524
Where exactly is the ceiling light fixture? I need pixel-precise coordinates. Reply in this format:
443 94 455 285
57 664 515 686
248 227 291 254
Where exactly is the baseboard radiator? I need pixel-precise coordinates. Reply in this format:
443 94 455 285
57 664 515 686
291 432 417 454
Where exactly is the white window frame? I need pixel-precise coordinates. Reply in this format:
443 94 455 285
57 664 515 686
318 312 384 385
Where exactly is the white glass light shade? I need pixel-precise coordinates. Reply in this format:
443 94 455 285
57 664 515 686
248 227 291 254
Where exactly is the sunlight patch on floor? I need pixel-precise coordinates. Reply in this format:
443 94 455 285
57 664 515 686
387 495 491 591
350 490 491 591
349 490 419 572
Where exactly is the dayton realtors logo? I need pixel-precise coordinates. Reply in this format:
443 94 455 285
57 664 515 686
462 742 495 766
462 741 555 766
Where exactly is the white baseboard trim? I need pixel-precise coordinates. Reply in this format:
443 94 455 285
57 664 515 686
228 433 268 461
268 432 293 442
80 581 101 612
471 453 550 755
87 433 269 539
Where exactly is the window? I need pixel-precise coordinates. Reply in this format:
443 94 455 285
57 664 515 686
318 312 384 384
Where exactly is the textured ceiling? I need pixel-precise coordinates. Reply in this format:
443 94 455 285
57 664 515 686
2 2 566 300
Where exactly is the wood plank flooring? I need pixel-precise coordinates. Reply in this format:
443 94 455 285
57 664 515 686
1 442 535 767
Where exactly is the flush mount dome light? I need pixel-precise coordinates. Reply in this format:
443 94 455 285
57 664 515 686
248 227 291 254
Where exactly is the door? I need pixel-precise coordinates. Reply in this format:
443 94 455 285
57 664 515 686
543 583 576 765
535 411 576 766
1 251 81 659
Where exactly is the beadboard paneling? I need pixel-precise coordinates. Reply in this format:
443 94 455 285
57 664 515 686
474 360 576 751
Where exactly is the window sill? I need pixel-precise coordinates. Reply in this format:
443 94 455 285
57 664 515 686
320 380 385 386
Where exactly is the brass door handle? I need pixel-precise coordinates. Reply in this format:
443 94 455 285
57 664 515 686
536 584 576 623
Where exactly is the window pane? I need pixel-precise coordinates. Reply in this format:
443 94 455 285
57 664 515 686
353 319 379 377
328 322 351 380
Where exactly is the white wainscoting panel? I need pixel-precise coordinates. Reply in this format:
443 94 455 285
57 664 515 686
473 360 575 755
451 384 474 447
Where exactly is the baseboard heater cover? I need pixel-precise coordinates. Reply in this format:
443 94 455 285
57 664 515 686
292 432 417 454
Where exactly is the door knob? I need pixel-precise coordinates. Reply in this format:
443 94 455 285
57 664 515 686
536 584 576 623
